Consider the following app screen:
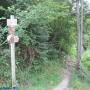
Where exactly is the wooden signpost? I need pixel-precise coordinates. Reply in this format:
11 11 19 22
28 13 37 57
7 15 19 88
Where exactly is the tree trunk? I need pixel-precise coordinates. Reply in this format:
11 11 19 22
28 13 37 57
76 0 81 70
80 0 83 54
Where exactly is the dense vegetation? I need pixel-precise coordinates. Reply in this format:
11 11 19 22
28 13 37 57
0 0 90 89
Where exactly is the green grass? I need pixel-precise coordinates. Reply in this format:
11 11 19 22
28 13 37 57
0 60 62 90
69 70 90 90
18 60 62 90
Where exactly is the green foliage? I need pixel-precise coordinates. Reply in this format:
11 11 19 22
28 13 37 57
0 0 14 17
69 70 90 90
18 61 62 90
3 0 75 70
84 17 90 49
82 50 90 71
0 0 76 85
0 49 11 85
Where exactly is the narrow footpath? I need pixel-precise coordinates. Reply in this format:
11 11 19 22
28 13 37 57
53 60 73 90
54 77 70 90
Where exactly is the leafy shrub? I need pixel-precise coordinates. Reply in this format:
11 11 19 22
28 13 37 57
0 50 11 85
82 50 90 71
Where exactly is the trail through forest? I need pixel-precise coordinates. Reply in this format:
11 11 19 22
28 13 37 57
53 77 70 90
53 60 73 90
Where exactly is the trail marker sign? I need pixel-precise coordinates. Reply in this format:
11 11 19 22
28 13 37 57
7 15 18 88
7 15 17 27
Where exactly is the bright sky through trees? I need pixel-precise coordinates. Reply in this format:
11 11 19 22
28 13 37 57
85 0 90 9
85 0 90 4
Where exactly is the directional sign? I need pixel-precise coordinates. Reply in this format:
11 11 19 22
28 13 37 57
7 15 17 27
7 35 19 43
8 27 15 34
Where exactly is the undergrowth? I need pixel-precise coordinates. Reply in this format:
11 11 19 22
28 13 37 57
18 60 62 90
69 69 90 90
0 60 62 90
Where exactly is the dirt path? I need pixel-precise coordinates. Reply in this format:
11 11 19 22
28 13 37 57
54 77 70 90
53 59 73 90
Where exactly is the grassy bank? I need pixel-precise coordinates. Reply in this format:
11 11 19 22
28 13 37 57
17 60 62 90
69 70 90 90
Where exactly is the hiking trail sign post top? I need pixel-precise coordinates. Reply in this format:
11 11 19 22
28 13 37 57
7 15 17 27
7 15 19 89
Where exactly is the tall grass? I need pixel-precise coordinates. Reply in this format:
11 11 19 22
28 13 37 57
17 60 62 90
69 70 90 90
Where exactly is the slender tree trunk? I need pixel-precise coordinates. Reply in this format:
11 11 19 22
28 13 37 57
76 0 81 70
80 0 83 54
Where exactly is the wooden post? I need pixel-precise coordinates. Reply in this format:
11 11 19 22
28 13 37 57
11 42 16 87
7 15 18 88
